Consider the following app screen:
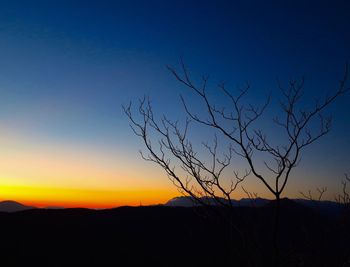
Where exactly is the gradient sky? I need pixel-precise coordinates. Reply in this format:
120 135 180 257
0 0 349 207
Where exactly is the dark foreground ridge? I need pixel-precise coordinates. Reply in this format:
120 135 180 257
0 200 349 266
165 196 345 217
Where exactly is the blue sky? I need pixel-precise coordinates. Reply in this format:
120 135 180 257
0 0 349 205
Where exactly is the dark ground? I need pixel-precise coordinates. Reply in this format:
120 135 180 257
0 200 349 266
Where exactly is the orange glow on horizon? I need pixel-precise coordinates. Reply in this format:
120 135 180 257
0 184 177 209
0 127 179 208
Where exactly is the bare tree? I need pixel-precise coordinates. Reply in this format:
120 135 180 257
124 61 349 266
300 187 328 201
162 62 349 203
126 62 348 203
124 60 349 207
336 174 350 209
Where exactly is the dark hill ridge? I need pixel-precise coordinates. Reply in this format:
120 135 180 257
164 196 344 216
265 197 304 208
0 204 348 266
1 197 345 216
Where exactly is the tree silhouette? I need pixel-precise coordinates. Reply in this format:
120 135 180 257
125 61 349 204
336 174 350 224
300 187 328 201
124 61 349 266
336 174 350 206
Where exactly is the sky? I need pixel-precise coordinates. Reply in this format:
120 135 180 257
0 0 349 208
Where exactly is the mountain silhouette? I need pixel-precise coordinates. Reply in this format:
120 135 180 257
0 200 36 212
165 196 344 216
165 196 270 207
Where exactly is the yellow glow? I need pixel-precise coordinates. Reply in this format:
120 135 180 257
0 125 177 207
0 184 176 208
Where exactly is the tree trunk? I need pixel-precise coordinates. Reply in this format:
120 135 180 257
273 194 281 267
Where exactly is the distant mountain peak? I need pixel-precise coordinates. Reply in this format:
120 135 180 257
164 196 269 207
0 200 37 212
165 196 198 207
164 196 344 217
